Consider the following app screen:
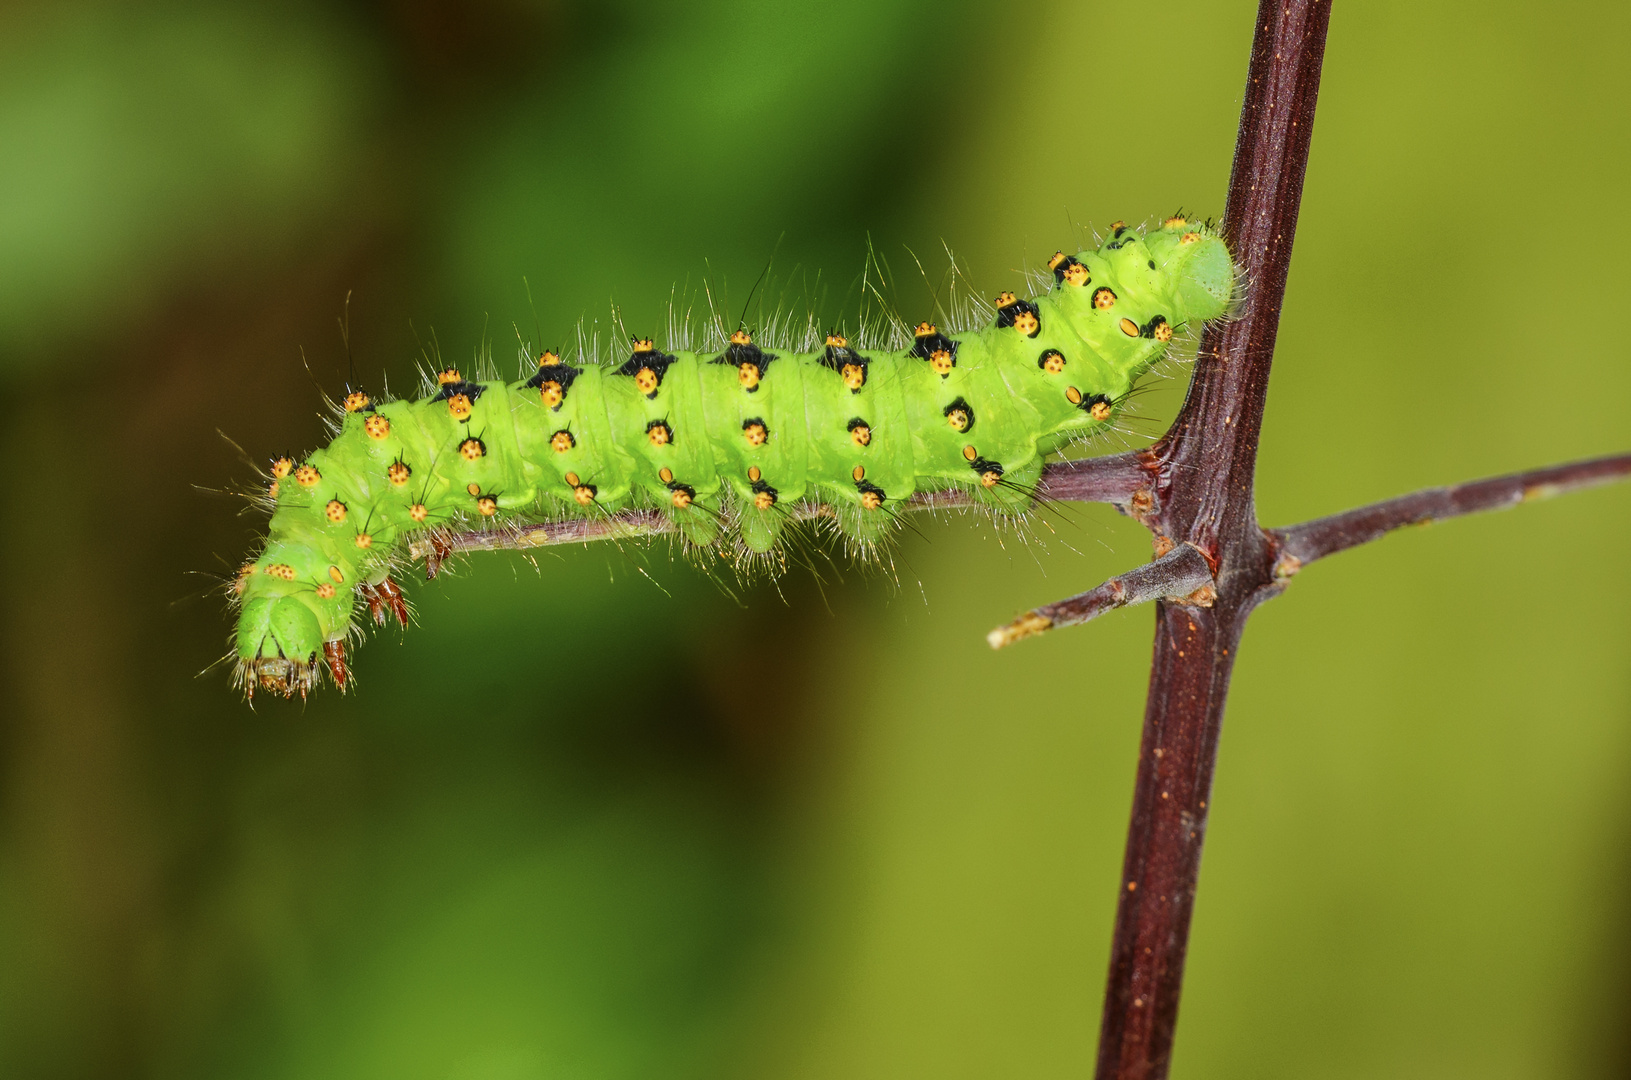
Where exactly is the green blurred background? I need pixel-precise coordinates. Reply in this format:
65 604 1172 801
1 1 1627 1076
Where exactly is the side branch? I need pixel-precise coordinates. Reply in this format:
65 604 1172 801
1272 452 1631 573
987 543 1214 649
407 450 1155 569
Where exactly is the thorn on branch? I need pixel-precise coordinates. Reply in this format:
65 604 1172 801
987 542 1216 650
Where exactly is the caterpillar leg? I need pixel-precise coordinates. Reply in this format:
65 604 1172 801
825 484 898 549
322 639 351 690
737 502 785 554
665 496 722 549
357 577 410 627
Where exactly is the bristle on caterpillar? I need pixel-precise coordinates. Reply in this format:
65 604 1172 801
229 219 1236 698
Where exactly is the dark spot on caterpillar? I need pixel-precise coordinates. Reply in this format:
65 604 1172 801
459 437 487 460
820 333 870 392
658 466 695 508
855 479 886 510
1038 350 1066 374
434 380 487 423
1148 259 1157 270
750 476 778 511
432 380 487 404
910 324 959 372
943 397 975 432
715 330 775 392
645 420 672 446
550 429 575 453
1106 224 1134 249
847 417 872 446
563 471 597 505
742 418 768 447
969 456 1005 488
615 344 676 399
325 499 347 523
388 459 411 485
1120 315 1172 340
994 293 1041 337
1092 287 1117 310
524 361 583 410
1065 386 1114 420
1049 253 1090 287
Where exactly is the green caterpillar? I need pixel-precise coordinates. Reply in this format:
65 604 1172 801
230 218 1235 698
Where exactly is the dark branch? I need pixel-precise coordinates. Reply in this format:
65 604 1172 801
987 543 1214 649
1273 452 1631 572
1093 4 1332 1079
410 449 1156 567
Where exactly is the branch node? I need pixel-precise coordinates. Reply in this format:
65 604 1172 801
1272 552 1303 581
1179 583 1218 607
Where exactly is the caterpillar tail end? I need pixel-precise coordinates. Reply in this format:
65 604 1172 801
987 611 1053 650
231 594 354 701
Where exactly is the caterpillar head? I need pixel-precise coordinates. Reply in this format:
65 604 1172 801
1172 235 1233 320
1152 222 1235 321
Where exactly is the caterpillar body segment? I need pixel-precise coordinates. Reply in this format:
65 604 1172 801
231 219 1235 698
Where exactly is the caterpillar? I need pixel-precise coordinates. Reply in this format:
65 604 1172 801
229 217 1236 699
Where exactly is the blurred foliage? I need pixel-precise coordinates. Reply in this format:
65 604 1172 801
0 1 1627 1078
